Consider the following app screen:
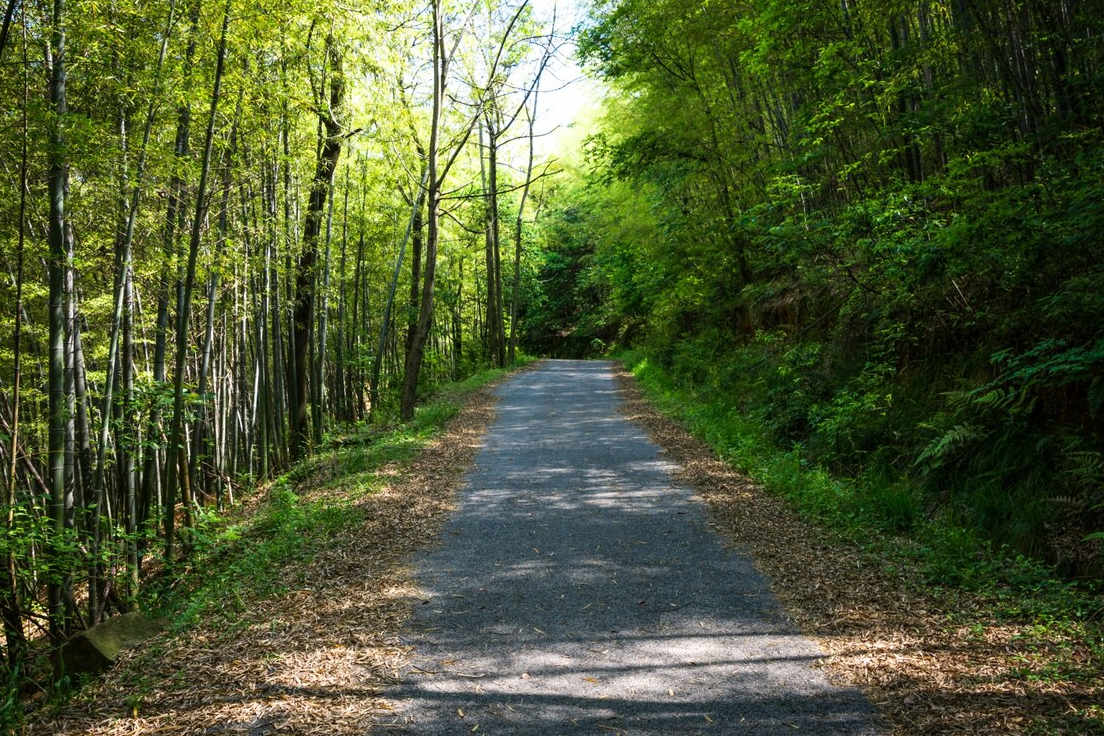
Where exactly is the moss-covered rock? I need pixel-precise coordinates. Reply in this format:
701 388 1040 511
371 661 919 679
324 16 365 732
58 612 167 677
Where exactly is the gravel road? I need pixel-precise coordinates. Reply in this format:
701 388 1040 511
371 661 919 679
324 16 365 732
385 360 883 735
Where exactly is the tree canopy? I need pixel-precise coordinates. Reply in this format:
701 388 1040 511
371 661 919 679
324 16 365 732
1 0 1103 722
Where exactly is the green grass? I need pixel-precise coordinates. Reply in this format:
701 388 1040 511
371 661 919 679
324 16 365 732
619 349 1103 670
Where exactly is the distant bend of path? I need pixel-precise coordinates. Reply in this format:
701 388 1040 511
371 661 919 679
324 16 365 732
385 359 883 735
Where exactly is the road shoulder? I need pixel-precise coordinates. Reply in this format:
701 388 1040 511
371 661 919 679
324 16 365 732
613 365 1102 735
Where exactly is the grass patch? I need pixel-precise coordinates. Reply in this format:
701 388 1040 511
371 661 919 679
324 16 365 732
144 362 524 635
619 349 1103 673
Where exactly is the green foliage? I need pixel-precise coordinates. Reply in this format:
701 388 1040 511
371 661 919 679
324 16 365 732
914 340 1104 561
621 349 1102 655
524 0 1104 577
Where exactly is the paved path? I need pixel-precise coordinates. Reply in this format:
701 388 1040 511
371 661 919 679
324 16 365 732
386 360 882 735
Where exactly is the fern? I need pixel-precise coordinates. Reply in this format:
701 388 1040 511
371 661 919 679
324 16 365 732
916 422 987 470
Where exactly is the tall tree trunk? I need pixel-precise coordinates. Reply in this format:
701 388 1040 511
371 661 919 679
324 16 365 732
351 227 364 416
67 226 89 520
405 183 424 357
508 97 537 364
122 263 137 602
400 0 444 421
479 122 500 367
289 34 344 459
486 117 505 367
453 259 463 379
46 0 70 653
268 156 288 467
281 100 298 451
315 186 335 443
164 0 231 561
335 171 349 421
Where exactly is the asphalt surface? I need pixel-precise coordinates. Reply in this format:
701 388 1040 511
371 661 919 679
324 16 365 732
385 360 883 735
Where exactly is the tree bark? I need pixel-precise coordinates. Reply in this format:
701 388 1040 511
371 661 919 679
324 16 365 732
164 0 231 561
289 35 344 459
46 0 69 652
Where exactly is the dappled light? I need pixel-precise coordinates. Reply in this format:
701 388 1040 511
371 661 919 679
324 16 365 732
2 0 1101 728
386 361 882 734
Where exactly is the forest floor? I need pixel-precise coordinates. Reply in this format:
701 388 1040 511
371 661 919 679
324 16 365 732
28 359 1102 735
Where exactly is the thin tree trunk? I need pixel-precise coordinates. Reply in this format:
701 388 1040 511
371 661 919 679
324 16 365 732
487 118 504 367
164 0 231 561
289 34 344 459
68 226 90 519
122 263 137 601
453 259 463 380
335 171 349 421
281 101 298 450
479 121 500 366
351 229 364 416
400 1 444 421
315 184 335 442
268 156 287 467
46 0 70 652
508 97 537 364
405 184 424 357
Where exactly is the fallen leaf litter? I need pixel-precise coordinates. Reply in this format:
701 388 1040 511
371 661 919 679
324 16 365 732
613 365 1103 735
29 370 514 736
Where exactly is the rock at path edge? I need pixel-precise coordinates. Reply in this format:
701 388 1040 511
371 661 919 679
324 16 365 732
59 611 168 677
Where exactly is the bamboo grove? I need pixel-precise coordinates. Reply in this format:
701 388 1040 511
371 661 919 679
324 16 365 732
525 0 1104 568
0 0 557 682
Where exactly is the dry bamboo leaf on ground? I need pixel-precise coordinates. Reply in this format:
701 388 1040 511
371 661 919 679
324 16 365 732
29 372 517 736
612 366 1102 736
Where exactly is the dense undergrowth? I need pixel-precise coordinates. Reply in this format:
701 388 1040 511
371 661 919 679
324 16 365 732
516 0 1104 584
605 314 1104 580
620 348 1103 652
